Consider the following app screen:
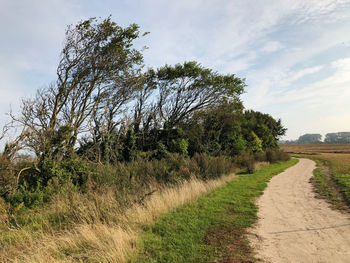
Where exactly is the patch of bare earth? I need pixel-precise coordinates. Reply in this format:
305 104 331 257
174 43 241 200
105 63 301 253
204 225 254 263
249 158 350 263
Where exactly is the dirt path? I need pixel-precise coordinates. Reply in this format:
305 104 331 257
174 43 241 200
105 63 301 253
250 158 350 263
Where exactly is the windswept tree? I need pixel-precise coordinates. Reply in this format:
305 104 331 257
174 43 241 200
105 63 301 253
13 17 145 168
154 62 246 128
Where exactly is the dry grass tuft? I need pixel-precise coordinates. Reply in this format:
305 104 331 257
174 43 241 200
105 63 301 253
124 175 235 225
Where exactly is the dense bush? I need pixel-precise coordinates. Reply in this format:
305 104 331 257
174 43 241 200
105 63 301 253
235 152 255 173
2 148 290 209
0 197 8 224
8 182 49 208
266 149 290 163
192 153 235 179
234 149 290 173
0 155 16 199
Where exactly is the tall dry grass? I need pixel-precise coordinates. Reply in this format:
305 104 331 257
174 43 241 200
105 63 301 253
2 173 236 263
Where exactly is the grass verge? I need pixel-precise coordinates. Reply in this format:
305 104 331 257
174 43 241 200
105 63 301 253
0 174 237 262
308 160 343 209
134 158 298 263
296 154 350 210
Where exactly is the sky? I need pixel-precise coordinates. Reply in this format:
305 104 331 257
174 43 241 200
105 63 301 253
0 0 349 140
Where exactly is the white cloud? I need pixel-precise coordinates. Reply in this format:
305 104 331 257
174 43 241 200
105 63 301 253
0 0 349 141
250 57 350 139
289 65 324 83
261 41 284 53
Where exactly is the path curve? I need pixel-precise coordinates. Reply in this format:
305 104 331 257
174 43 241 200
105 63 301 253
250 158 350 263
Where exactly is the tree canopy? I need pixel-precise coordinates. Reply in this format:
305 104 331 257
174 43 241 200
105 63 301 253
3 16 287 183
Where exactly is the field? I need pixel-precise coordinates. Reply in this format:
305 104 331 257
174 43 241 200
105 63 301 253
281 144 350 207
280 144 350 154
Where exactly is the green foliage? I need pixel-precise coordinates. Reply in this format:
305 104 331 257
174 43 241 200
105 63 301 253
0 16 289 219
242 110 286 150
0 155 16 199
123 129 138 162
230 135 247 155
265 149 290 163
40 158 90 187
333 173 350 205
8 182 48 208
154 61 245 128
235 152 255 173
156 142 168 160
247 131 263 153
169 138 189 156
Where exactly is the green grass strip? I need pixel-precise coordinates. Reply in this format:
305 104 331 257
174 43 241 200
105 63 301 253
134 159 298 263
309 160 342 206
296 155 349 208
333 173 350 205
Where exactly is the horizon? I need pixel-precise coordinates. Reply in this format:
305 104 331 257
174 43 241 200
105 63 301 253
282 131 350 142
1 0 350 141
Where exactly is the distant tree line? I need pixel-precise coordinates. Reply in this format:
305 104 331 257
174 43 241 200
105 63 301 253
280 132 350 144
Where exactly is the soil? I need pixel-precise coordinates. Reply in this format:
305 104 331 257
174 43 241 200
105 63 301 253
249 158 350 263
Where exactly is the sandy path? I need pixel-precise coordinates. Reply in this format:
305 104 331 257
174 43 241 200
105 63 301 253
250 158 350 263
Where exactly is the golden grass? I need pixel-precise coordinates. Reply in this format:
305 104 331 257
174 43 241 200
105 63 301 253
1 173 236 263
280 144 350 174
308 153 350 175
280 144 350 154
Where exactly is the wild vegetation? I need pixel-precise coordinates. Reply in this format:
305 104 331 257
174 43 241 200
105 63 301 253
0 17 290 262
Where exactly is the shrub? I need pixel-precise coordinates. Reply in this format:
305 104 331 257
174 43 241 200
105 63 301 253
191 153 235 179
169 138 189 156
8 182 49 208
206 156 235 179
247 131 263 153
266 149 290 163
0 197 8 224
38 158 91 188
254 151 267 162
235 152 255 173
192 153 210 176
0 155 16 199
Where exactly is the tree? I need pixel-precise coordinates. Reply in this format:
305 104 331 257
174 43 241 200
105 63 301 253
13 17 145 168
179 101 245 156
297 134 322 144
247 131 263 153
154 62 246 128
324 132 350 144
242 110 286 149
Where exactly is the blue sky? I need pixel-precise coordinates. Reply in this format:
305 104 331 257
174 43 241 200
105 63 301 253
0 0 349 140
